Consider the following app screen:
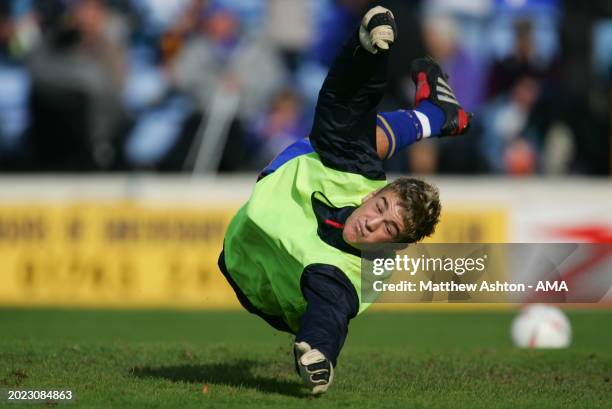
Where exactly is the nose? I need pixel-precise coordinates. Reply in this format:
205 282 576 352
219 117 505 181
365 215 383 232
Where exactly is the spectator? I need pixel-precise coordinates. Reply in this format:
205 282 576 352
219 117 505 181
26 0 129 170
171 3 287 123
248 89 307 169
308 0 369 68
0 2 32 167
422 13 485 112
407 140 439 175
480 75 540 174
170 3 288 171
266 0 313 74
0 0 606 175
158 0 208 66
486 19 555 99
406 12 486 175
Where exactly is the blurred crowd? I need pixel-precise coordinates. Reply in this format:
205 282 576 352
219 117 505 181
0 0 610 175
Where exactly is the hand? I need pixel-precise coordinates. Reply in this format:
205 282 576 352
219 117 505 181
359 6 397 54
294 342 334 395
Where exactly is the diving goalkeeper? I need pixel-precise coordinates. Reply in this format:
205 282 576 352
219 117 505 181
218 6 471 394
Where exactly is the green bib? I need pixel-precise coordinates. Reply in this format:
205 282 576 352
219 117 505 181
223 152 386 332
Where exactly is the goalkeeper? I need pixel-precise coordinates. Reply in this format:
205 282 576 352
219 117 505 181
218 6 471 394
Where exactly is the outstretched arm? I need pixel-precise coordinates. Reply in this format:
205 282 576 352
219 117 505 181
293 264 358 394
309 6 397 180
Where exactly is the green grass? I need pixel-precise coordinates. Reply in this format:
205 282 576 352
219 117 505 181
1 309 611 408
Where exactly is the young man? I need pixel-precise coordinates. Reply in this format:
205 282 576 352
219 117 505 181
218 6 471 394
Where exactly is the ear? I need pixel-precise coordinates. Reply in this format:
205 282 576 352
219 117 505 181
362 189 380 204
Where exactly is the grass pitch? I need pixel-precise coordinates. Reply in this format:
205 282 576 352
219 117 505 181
1 309 611 408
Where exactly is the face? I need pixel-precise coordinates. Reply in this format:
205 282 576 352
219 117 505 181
343 189 406 249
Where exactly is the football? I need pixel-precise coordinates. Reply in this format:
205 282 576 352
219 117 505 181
511 304 572 348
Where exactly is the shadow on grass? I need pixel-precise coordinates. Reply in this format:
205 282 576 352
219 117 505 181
130 360 306 398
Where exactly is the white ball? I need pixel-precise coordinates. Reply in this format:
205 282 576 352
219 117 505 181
511 304 572 348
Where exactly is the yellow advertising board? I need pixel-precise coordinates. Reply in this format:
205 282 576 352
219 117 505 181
0 202 239 308
0 201 506 308
426 206 507 244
